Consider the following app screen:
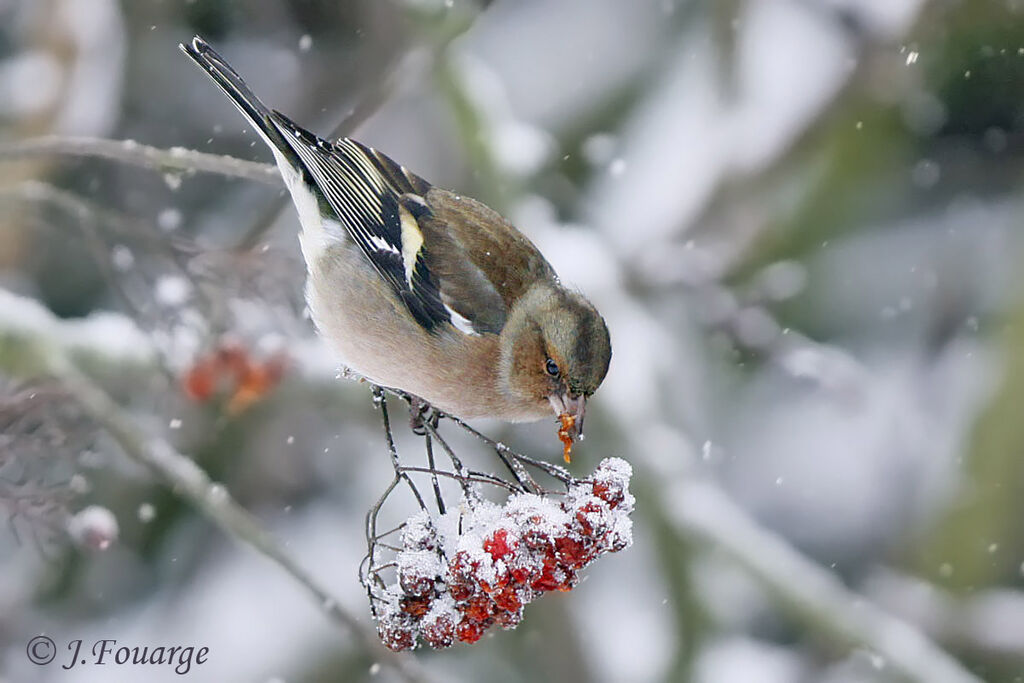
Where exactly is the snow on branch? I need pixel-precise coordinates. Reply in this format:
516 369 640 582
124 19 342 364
664 479 982 683
0 136 280 185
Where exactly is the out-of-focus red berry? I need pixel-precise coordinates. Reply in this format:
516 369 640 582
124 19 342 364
180 341 286 414
182 361 216 401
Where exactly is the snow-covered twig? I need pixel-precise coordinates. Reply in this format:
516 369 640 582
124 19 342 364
0 136 280 185
664 479 982 683
0 291 435 683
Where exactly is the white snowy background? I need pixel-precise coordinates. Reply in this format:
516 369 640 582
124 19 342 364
1 0 1023 682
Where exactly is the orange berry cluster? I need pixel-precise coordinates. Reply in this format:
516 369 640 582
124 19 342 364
181 339 286 414
376 457 634 650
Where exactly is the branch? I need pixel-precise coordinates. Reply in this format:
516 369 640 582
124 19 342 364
0 136 280 186
866 569 1024 662
662 478 981 683
0 290 435 683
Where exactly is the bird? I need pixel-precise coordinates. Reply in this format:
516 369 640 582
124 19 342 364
179 36 611 461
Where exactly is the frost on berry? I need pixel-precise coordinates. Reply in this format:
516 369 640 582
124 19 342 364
377 608 416 652
421 596 458 648
371 457 634 650
396 549 442 597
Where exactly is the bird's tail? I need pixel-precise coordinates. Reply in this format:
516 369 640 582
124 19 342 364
178 36 296 162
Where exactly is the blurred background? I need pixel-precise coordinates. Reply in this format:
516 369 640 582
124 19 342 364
2 0 1024 681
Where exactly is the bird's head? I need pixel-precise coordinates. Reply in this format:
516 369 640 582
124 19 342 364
499 282 611 447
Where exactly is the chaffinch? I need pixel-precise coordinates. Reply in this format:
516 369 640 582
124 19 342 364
180 37 611 460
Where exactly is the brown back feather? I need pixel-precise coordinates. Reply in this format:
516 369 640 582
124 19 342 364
419 188 556 334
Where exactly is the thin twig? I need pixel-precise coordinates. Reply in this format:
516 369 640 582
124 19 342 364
399 466 520 493
376 388 429 511
423 435 446 514
445 413 574 485
418 418 479 501
364 474 401 602
0 136 280 185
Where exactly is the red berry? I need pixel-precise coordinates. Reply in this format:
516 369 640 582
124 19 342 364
574 511 593 535
608 534 630 553
481 565 511 594
484 529 513 560
574 501 609 537
422 613 455 649
456 618 485 644
510 565 537 586
449 578 475 602
449 550 477 579
463 595 493 621
400 595 431 618
494 587 521 613
401 522 437 551
531 558 562 592
554 536 590 569
522 528 552 551
592 481 624 507
378 618 416 652
494 605 524 629
400 570 436 598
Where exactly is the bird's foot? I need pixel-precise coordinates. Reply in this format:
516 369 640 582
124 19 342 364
408 397 440 435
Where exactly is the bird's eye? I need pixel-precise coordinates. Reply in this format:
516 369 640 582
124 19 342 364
545 358 560 377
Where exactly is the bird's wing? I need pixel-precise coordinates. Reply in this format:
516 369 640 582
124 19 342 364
417 188 556 335
270 113 554 336
270 113 453 331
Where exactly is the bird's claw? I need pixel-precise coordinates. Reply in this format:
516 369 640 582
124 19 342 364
408 397 439 435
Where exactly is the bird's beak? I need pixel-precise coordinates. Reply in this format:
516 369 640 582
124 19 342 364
549 393 586 437
549 393 586 462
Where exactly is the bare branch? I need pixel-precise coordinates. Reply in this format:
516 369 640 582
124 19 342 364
0 136 280 186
